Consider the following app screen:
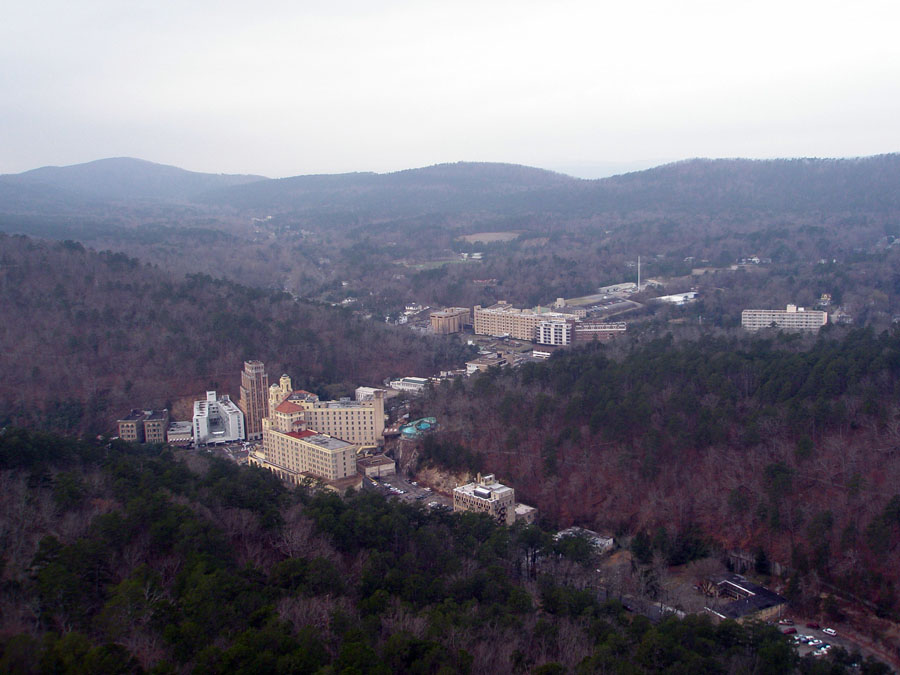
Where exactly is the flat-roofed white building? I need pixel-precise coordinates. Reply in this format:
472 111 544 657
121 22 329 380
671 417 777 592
193 391 245 445
537 320 573 346
741 304 828 332
453 473 516 525
389 377 430 394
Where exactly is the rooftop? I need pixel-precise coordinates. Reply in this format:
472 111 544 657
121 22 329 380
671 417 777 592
275 400 305 414
305 433 354 451
357 455 396 468
706 574 787 620
167 421 193 434
286 390 319 403
318 399 373 409
554 526 615 551
455 477 514 500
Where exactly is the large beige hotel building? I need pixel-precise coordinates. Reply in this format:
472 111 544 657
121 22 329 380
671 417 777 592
249 429 356 483
473 302 579 341
266 375 385 447
248 374 386 484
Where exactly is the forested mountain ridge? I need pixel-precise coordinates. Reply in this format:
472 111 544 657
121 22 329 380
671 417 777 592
0 235 470 434
195 161 579 213
580 155 900 216
4 154 899 223
1 429 889 673
2 157 266 202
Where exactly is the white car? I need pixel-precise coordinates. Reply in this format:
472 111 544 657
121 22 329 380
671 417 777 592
822 628 836 636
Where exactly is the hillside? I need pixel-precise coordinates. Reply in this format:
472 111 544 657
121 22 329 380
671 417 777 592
2 430 851 673
579 155 900 216
0 235 471 434
420 332 900 618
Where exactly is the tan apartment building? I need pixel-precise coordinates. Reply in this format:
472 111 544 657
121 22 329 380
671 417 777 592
143 410 170 444
430 307 470 334
453 473 517 525
741 305 828 332
117 409 170 444
117 411 147 443
239 360 269 440
251 428 357 483
268 375 385 446
473 301 578 341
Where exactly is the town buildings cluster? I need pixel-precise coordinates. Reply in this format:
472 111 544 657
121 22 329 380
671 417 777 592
118 361 392 487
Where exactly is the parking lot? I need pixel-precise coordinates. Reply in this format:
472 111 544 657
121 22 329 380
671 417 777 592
778 620 861 661
365 473 452 510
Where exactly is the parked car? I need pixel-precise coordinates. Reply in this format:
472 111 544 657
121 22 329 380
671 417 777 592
783 628 797 635
778 618 794 626
806 622 821 629
823 628 836 636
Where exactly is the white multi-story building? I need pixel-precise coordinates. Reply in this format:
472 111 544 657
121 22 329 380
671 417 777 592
193 391 245 445
537 320 573 346
354 386 382 401
453 473 516 525
741 305 828 332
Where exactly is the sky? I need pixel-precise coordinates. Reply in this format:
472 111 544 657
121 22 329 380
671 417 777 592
3 0 900 178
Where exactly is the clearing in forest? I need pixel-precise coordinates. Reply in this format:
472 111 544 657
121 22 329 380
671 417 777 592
457 231 520 243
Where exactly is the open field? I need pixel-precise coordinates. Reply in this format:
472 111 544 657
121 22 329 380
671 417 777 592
565 293 610 306
457 231 520 243
399 258 480 270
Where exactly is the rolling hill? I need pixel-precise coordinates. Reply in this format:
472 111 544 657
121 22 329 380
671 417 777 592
1 157 267 203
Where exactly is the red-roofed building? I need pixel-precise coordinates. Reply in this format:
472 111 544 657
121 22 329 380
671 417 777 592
266 374 385 447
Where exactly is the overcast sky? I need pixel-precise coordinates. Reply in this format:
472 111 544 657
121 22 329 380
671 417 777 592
3 0 899 178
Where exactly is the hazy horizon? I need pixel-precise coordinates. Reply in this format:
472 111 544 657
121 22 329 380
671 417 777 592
9 152 900 183
3 0 899 178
